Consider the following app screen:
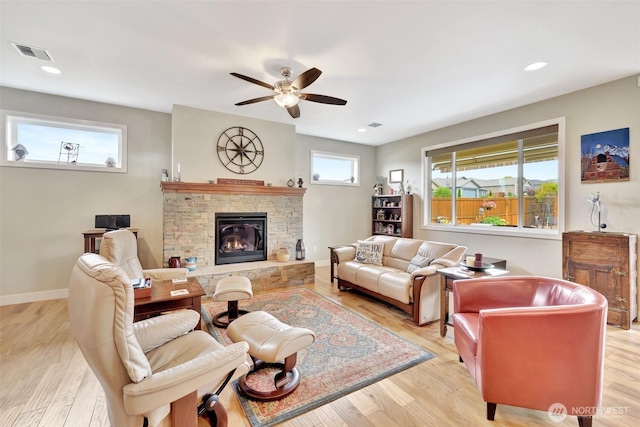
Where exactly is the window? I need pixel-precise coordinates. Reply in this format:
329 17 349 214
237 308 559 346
424 118 564 237
310 150 359 186
2 112 127 172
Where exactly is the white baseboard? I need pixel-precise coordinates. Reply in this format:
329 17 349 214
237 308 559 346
0 288 68 306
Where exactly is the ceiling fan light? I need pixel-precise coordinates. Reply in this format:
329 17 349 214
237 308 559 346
274 93 299 108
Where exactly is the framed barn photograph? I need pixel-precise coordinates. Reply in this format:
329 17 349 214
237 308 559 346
580 127 629 183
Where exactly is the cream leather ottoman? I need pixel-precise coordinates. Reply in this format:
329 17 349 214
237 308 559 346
211 276 253 328
227 311 316 401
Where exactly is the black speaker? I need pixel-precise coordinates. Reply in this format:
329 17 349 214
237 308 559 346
95 215 130 230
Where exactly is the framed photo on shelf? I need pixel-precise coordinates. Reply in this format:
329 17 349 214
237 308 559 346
389 169 403 183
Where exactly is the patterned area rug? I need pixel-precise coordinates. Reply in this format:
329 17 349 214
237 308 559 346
201 287 434 427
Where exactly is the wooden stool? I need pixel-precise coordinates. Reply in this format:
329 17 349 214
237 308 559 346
226 311 315 401
212 276 253 328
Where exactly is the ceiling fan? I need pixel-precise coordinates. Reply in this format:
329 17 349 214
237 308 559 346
230 67 347 118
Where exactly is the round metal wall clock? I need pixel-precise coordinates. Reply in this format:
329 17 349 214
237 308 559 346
216 126 264 174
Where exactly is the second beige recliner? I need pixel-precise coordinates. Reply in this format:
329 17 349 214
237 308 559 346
99 229 188 281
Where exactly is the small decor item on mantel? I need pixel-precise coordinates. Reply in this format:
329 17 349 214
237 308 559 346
296 239 306 260
297 177 304 188
217 178 264 186
287 179 295 187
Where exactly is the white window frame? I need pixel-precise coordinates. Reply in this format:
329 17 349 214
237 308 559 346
310 150 360 186
2 111 127 173
422 117 565 240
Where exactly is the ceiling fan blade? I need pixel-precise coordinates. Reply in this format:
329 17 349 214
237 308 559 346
230 72 275 90
300 93 347 105
292 68 322 90
287 105 300 119
235 95 275 106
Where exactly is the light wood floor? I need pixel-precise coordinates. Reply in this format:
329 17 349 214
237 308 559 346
1 265 639 427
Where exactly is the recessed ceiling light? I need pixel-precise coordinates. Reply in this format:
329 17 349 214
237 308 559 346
524 61 548 72
40 65 62 74
357 128 367 133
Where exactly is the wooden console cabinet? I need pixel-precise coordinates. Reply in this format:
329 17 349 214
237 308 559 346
372 195 413 238
562 231 638 329
83 229 138 254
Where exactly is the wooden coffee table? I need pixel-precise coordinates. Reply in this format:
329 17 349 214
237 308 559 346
134 277 206 329
438 264 509 337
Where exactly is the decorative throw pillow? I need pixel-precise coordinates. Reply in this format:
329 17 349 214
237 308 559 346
407 255 434 273
354 241 384 265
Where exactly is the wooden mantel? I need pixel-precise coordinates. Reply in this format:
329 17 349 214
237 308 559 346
161 181 306 196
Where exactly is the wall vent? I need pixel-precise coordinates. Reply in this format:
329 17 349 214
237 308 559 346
10 43 53 61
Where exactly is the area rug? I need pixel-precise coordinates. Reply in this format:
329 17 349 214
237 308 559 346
201 287 434 427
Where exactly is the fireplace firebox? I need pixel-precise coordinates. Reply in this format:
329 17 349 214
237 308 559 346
215 212 267 265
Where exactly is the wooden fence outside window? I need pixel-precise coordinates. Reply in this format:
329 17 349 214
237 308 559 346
432 196 557 228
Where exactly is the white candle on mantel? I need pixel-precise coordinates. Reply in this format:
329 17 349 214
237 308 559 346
177 163 180 174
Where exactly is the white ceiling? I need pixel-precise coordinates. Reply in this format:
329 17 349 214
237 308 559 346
1 1 639 146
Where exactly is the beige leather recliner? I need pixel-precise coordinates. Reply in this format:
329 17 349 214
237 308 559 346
100 229 188 281
68 253 250 427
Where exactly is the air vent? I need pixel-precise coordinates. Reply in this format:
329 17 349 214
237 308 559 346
368 122 383 128
10 43 53 61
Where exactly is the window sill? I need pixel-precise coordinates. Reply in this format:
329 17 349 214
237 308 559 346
424 223 562 240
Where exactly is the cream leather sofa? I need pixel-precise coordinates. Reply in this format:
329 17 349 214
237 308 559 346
334 235 467 325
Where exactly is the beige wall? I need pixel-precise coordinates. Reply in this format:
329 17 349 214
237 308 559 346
169 106 375 262
0 87 172 303
377 75 640 277
0 89 374 303
2 75 638 303
294 134 376 258
171 105 297 185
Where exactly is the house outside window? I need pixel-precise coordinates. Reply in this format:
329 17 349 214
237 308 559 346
424 118 564 237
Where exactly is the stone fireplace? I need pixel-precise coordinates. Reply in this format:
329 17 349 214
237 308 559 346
161 182 305 268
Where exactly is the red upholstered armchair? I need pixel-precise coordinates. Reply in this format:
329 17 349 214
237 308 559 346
452 276 607 427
